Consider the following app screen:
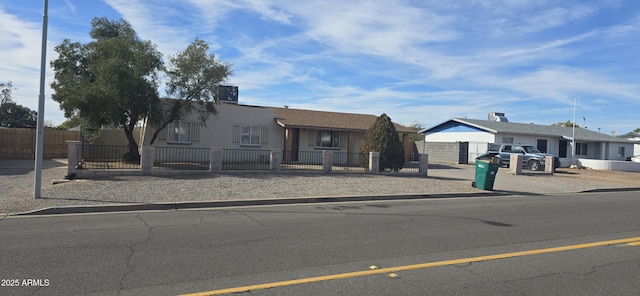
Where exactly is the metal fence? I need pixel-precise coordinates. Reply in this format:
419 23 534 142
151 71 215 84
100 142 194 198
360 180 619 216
401 152 420 173
333 152 368 172
222 148 270 170
74 145 423 174
154 146 210 170
281 151 324 171
78 144 141 170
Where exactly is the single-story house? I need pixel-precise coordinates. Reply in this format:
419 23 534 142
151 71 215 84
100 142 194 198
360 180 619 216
418 114 635 166
140 102 416 163
618 132 640 156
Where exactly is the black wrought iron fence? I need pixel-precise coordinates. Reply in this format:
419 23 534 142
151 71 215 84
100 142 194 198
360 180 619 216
222 149 270 170
79 144 141 170
333 152 368 172
281 151 323 171
401 152 420 172
154 147 210 170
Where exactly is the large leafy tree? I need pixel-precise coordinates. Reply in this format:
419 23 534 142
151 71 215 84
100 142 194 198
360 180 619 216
50 17 163 162
147 38 232 145
0 81 37 128
359 113 405 171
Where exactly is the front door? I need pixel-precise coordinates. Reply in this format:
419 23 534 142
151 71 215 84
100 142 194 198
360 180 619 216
559 140 567 158
290 128 299 162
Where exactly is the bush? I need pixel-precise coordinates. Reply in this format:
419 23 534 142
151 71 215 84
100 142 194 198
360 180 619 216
359 113 405 171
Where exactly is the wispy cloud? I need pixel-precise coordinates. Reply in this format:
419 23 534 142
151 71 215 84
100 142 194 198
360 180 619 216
64 0 77 15
1 0 638 133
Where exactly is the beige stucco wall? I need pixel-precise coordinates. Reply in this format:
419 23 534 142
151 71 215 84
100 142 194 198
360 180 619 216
141 103 284 150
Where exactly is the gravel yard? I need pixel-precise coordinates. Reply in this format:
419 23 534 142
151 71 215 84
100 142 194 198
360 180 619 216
1 159 639 215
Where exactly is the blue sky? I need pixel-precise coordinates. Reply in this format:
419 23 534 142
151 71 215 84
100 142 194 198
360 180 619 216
1 0 639 135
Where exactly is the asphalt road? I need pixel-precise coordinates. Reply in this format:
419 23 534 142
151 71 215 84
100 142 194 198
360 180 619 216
1 191 639 296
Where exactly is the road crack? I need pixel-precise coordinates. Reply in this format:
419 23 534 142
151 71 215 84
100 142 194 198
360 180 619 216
118 213 154 296
234 210 267 227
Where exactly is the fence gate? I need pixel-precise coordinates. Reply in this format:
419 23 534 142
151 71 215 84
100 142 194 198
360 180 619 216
458 142 469 164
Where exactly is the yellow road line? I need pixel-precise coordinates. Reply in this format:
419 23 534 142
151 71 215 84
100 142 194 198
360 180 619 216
628 241 640 246
180 236 640 296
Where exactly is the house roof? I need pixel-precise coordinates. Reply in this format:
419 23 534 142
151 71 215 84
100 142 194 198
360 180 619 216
420 118 631 143
271 107 415 133
619 132 640 140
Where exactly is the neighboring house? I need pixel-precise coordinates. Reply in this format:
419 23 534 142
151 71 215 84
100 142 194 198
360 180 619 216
418 114 634 166
140 102 416 163
618 132 640 156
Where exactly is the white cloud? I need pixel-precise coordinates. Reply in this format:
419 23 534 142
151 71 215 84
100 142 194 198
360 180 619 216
0 6 67 124
64 0 77 15
279 0 458 57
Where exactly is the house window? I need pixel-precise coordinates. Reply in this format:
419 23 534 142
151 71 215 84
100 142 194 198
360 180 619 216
618 147 625 158
576 143 588 156
501 137 514 144
316 130 340 148
241 124 261 146
167 121 191 144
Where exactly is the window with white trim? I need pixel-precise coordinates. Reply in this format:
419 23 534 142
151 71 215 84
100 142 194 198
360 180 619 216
241 124 261 146
576 142 588 155
167 120 191 144
315 130 340 148
501 137 514 144
618 146 625 158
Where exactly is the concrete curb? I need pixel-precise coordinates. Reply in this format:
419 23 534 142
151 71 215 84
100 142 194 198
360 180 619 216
13 187 639 216
11 191 507 216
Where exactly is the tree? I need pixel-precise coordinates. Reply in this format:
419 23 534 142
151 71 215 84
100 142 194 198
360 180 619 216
50 17 163 162
407 120 425 142
1 81 13 104
147 38 232 145
634 128 640 133
551 120 580 128
0 81 38 128
359 113 405 171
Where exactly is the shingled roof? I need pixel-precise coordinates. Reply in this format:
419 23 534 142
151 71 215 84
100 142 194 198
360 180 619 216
439 118 630 143
272 107 415 133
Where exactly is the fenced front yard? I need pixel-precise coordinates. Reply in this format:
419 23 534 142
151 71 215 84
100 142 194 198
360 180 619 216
68 142 428 178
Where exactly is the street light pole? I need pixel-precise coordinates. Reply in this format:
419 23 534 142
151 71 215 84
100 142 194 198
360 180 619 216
572 96 577 166
34 0 48 198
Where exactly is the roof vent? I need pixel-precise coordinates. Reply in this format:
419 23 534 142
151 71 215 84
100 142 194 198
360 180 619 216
488 112 508 122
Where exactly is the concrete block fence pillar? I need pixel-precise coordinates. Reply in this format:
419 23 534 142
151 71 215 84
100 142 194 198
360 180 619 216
141 146 155 175
210 146 223 173
419 154 429 176
369 152 380 173
271 148 282 172
322 150 333 173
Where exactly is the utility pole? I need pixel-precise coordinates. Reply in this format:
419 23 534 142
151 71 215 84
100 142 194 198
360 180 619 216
34 0 48 198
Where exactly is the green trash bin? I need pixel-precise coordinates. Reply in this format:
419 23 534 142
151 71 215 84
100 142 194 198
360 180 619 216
472 154 500 190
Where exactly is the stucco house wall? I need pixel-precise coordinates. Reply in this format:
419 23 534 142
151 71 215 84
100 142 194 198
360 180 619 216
141 103 283 150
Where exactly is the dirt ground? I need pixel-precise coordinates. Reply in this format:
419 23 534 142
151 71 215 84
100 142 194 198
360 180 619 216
554 167 640 187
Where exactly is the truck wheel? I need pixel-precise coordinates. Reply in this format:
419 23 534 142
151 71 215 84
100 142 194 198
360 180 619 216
529 160 541 171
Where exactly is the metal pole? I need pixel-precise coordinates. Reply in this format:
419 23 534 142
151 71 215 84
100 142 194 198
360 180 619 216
572 96 576 166
34 0 48 199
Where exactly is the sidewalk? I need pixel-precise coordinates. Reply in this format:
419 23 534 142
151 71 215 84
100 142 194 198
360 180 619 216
1 159 636 216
